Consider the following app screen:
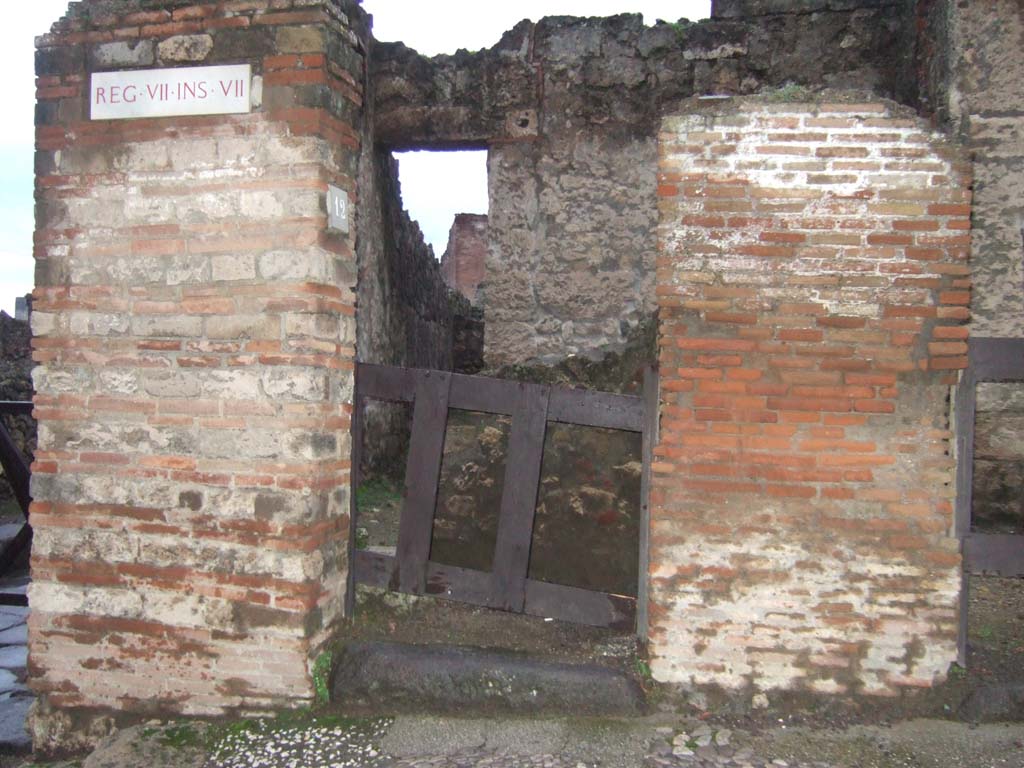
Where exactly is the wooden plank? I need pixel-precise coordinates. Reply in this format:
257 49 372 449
957 569 968 668
424 561 494 606
356 363 418 403
953 369 976 538
636 365 658 638
353 549 394 589
357 547 637 631
0 402 32 417
355 551 494 608
448 373 518 416
523 579 636 631
394 370 452 595
963 533 1024 577
345 369 366 618
489 382 550 613
0 422 31 517
969 338 1024 380
547 389 643 432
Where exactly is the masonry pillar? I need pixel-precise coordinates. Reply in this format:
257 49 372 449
651 98 971 697
29 0 366 751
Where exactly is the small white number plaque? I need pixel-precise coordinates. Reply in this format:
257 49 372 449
91 64 252 121
327 185 350 234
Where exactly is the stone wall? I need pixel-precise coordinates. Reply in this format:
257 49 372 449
356 154 456 373
373 3 910 366
919 0 1024 529
651 98 970 696
936 0 1024 339
440 213 488 305
29 0 367 752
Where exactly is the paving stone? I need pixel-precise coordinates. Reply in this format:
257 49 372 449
0 622 27 645
0 606 28 622
0 693 30 751
0 612 24 633
0 575 30 593
0 644 26 670
0 668 17 692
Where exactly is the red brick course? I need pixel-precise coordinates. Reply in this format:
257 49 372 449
651 100 970 696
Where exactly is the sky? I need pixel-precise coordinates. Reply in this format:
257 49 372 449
0 0 710 315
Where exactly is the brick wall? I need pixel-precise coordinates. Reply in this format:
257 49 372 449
373 5 911 366
651 99 971 696
29 0 367 752
440 213 488 305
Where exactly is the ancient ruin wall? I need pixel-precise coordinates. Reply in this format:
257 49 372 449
652 99 970 695
923 0 1024 529
440 213 488 305
373 4 910 366
356 153 457 373
937 0 1024 339
30 0 368 751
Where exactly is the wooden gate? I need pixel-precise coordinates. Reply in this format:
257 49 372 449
347 364 657 631
954 338 1024 662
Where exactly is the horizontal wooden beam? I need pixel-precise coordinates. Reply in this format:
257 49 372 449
523 579 635 631
353 550 636 630
964 533 1024 577
356 364 418 403
356 364 643 432
969 338 1024 381
548 388 643 432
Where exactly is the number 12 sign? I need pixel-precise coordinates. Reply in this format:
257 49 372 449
91 64 252 120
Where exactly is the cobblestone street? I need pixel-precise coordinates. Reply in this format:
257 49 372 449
8 716 1020 768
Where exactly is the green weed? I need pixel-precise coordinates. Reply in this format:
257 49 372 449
356 477 402 513
312 650 333 705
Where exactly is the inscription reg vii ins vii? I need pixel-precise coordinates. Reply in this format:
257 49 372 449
91 64 252 121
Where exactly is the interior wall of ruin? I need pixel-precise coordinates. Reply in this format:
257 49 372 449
355 140 460 477
373 3 911 367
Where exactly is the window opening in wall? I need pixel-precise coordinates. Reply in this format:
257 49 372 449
393 149 488 261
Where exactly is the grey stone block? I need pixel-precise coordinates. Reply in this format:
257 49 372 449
331 640 646 717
